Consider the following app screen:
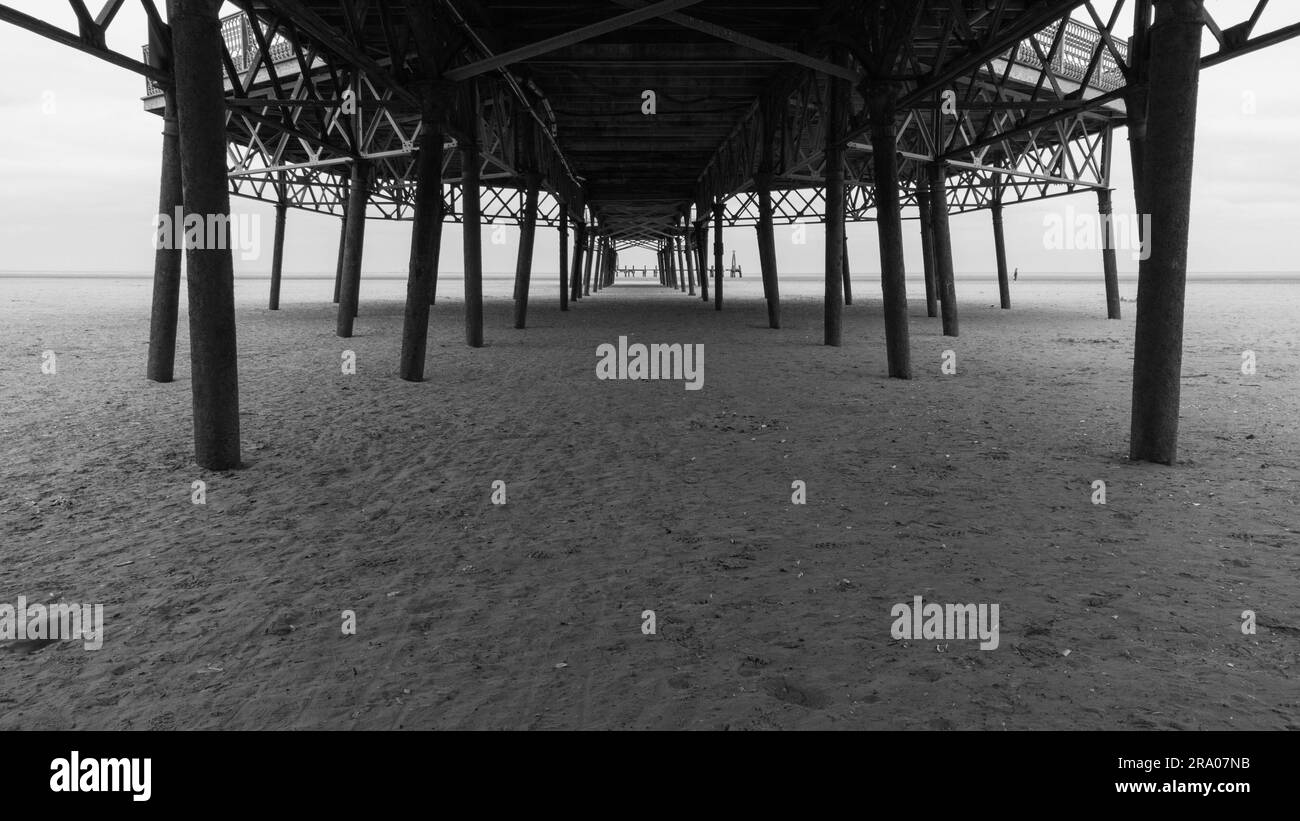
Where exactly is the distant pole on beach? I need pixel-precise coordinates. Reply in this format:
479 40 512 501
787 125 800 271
168 0 240 470
1130 0 1203 465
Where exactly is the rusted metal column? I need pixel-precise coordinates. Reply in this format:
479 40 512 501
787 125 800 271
269 199 286 311
592 236 603 294
559 207 570 312
1098 187 1122 320
927 162 958 337
696 221 710 303
333 207 346 304
755 171 780 329
513 170 541 329
916 179 939 318
337 159 369 336
867 85 911 377
841 234 852 306
583 226 595 296
713 199 724 311
147 88 182 383
570 220 586 302
1127 0 1153 236
1130 0 1203 465
168 0 240 470
992 200 1011 310
685 229 697 296
824 62 847 347
399 123 443 382
462 139 484 348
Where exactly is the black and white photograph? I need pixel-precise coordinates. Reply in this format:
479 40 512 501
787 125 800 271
0 0 1295 802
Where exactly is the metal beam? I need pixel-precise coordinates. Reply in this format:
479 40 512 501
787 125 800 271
607 0 859 82
444 0 707 82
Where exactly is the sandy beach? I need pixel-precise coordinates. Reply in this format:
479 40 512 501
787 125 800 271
1 273 1297 730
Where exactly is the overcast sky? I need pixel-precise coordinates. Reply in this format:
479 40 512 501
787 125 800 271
1 0 1297 278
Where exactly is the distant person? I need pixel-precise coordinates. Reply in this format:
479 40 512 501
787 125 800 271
1013 268 1018 282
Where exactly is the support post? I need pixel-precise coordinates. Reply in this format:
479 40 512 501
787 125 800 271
696 222 709 303
269 198 286 310
570 220 586 303
513 170 541 329
337 159 369 337
916 179 938 318
583 227 595 295
332 207 346 304
399 121 443 382
756 171 780 329
992 200 1011 310
462 139 484 348
685 229 697 296
867 84 910 376
147 88 182 383
1130 0 1203 464
927 162 958 337
841 234 852 306
1098 187 1122 320
824 60 847 347
559 207 569 312
168 0 240 470
713 199 723 311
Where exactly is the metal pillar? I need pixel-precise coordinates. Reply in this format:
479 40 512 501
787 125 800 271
1130 0 1203 465
337 159 369 337
867 85 911 377
269 199 286 311
513 170 541 329
399 124 442 382
332 208 345 304
824 64 847 347
147 88 182 383
756 171 780 329
916 179 939 318
841 234 852 307
168 0 240 470
462 140 484 348
559 207 569 312
570 220 586 303
713 200 723 311
928 162 958 337
1098 188 1122 320
992 200 1011 310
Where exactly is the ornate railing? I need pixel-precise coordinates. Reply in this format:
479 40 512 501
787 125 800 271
143 10 294 96
1009 17 1129 93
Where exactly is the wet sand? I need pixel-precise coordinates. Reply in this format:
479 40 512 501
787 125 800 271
1 273 1297 729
